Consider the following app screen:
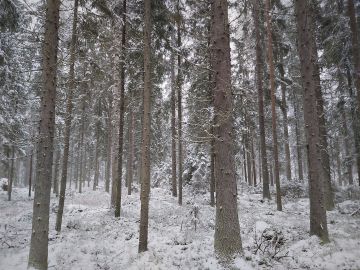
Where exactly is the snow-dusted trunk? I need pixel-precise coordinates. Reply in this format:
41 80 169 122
278 56 292 182
347 0 360 186
265 0 282 211
176 0 183 206
312 47 334 210
210 0 242 258
253 0 270 199
28 0 60 266
126 99 135 195
53 146 60 196
294 0 329 242
170 33 177 198
293 91 304 181
115 0 127 218
111 23 121 207
250 130 257 186
210 124 215 207
93 103 101 191
7 146 15 201
138 0 151 253
338 70 353 185
28 151 33 197
105 102 112 193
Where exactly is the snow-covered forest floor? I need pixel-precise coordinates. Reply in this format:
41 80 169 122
1 182 360 270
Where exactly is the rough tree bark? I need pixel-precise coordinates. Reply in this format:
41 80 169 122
312 45 334 210
105 99 112 193
176 0 183 206
294 0 329 242
55 0 78 233
93 103 101 191
53 145 60 196
138 0 151 253
278 55 292 181
253 0 270 199
265 0 282 211
211 0 242 258
28 150 33 197
114 0 127 218
7 146 15 201
126 92 135 196
170 27 177 197
293 90 304 181
347 0 360 185
338 69 353 185
28 0 60 266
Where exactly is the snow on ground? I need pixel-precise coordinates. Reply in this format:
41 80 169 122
1 183 360 270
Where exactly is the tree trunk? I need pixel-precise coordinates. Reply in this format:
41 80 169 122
253 0 270 199
250 130 257 186
53 146 60 196
211 0 242 258
7 146 15 201
114 0 127 218
278 56 292 181
28 0 60 266
265 0 282 211
126 96 135 195
78 108 85 194
138 0 151 253
243 144 248 184
348 0 360 124
346 63 360 185
293 90 304 181
210 124 215 207
294 0 329 242
171 30 177 198
93 103 101 191
336 137 342 186
338 69 354 185
55 38 77 227
314 61 334 210
176 0 183 206
347 0 360 185
105 101 112 193
28 151 33 197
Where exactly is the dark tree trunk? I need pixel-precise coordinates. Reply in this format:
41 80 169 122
346 63 360 185
28 151 33 197
105 101 112 193
250 130 257 186
126 96 135 195
176 0 183 206
347 0 360 185
28 0 60 266
278 56 292 181
313 56 334 210
293 91 304 181
294 0 329 242
210 124 215 206
93 103 101 191
338 69 354 185
211 0 242 258
53 146 60 196
138 0 151 253
7 146 15 201
265 0 282 211
253 0 270 199
115 0 127 218
170 29 177 197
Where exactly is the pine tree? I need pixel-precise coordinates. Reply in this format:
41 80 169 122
28 0 61 267
211 0 242 259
